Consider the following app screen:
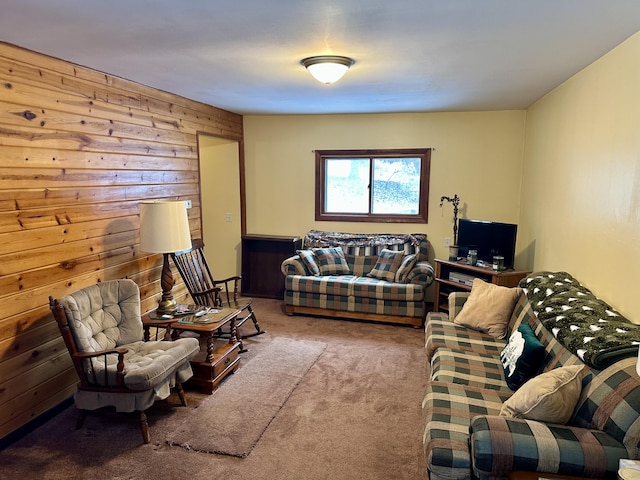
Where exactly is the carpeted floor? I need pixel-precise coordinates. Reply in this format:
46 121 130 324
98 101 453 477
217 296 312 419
167 337 327 457
0 298 428 480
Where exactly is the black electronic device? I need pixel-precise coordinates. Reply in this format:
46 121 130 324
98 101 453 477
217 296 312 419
457 219 518 269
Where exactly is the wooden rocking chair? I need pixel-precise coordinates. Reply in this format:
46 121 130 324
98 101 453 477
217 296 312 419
171 238 265 352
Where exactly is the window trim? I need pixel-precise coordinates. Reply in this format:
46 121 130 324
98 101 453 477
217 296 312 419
315 148 431 223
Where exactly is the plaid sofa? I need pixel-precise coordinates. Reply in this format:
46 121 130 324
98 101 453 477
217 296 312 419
280 230 434 327
422 275 640 480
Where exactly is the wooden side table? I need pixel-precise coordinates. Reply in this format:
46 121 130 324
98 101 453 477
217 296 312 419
142 308 241 394
141 316 173 341
170 308 241 394
433 258 529 312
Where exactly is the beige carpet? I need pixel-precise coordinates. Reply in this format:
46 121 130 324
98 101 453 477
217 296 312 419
0 298 428 480
166 337 326 457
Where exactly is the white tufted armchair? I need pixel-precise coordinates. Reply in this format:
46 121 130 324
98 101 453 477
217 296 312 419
49 279 199 443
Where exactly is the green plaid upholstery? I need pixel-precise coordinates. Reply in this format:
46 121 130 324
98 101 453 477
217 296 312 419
406 261 435 286
285 275 355 296
572 356 640 454
395 253 418 282
283 235 433 280
503 293 531 335
296 249 320 275
315 247 351 275
423 273 640 480
351 277 423 301
367 248 405 281
344 254 378 277
285 275 423 301
447 291 471 322
431 348 511 392
425 313 506 361
281 255 309 276
526 309 584 372
422 382 510 480
282 232 433 323
285 290 425 318
470 416 627 479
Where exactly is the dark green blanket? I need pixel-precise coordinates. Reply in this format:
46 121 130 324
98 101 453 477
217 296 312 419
520 271 640 369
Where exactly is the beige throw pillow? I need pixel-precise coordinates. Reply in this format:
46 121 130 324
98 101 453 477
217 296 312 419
500 365 584 424
453 278 521 339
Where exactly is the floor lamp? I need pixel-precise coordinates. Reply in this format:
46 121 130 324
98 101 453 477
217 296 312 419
139 200 192 315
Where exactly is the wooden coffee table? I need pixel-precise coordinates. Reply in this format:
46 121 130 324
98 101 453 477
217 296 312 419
142 307 241 394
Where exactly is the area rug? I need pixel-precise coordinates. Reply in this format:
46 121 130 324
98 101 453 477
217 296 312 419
166 336 326 458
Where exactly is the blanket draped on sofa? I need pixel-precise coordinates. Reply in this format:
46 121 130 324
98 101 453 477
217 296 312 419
521 271 640 369
304 229 425 251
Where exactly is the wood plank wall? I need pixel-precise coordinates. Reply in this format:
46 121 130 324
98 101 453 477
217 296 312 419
0 42 243 441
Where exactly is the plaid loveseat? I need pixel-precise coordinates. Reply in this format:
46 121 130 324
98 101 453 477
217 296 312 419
280 230 434 327
422 272 640 480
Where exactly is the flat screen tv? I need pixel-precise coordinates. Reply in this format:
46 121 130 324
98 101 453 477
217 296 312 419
457 219 518 269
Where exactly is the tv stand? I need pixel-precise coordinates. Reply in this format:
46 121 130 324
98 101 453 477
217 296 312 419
433 259 529 313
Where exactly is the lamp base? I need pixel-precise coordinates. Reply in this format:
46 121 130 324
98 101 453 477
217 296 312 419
156 252 178 316
156 297 178 316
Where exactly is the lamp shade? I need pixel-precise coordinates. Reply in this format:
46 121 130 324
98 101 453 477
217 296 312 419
139 200 192 253
301 55 355 84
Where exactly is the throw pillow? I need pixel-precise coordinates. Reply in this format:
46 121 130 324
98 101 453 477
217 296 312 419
367 249 405 282
315 247 351 275
500 324 545 390
395 253 418 283
453 278 521 339
500 365 584 424
296 249 320 276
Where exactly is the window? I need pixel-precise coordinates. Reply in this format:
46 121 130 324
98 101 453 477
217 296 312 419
315 148 431 223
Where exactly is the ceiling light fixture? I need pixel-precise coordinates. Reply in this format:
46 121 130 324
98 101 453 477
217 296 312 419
301 55 355 85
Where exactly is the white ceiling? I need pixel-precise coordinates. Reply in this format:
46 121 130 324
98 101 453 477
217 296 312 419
1 0 640 115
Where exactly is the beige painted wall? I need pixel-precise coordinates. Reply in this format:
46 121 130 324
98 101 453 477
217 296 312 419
243 111 526 266
199 135 242 279
519 32 640 319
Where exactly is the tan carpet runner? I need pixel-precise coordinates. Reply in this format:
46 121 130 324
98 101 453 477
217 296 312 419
166 337 326 458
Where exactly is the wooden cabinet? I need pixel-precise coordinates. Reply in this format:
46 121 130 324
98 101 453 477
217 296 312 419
241 234 302 299
433 259 529 312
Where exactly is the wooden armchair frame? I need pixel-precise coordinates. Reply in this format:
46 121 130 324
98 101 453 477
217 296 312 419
49 295 188 444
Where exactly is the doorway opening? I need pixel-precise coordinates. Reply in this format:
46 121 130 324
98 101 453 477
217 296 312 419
197 134 243 279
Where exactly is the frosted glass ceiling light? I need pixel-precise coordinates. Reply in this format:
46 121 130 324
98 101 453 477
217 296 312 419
301 55 355 84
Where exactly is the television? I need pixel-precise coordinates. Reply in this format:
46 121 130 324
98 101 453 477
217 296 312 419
457 219 518 269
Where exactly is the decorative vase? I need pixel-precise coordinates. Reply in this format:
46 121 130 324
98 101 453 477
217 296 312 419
448 245 459 261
